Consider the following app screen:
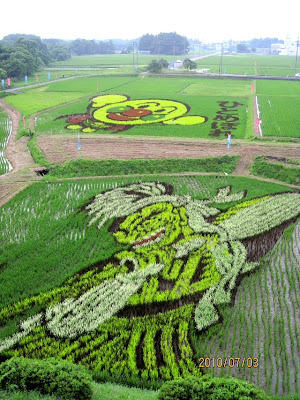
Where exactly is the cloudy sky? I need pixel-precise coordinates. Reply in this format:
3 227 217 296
1 0 299 42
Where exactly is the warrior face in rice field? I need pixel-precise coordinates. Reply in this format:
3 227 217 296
1 182 299 349
57 94 207 133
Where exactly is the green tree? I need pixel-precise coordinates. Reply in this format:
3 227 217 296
2 33 41 45
70 39 114 55
15 37 51 65
183 58 197 69
139 33 155 52
139 32 189 55
147 59 163 73
0 35 51 78
159 58 169 68
237 43 249 53
50 46 71 61
0 68 7 79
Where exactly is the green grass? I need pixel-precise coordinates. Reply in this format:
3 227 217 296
5 90 87 117
255 80 300 138
42 76 138 93
0 391 56 400
251 156 300 185
47 156 239 178
0 381 158 400
256 80 300 96
3 68 134 89
4 77 138 117
91 381 158 400
27 134 51 167
196 54 300 77
179 79 251 96
259 95 300 137
49 54 187 68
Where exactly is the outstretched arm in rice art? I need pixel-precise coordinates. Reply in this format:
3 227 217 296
0 183 299 351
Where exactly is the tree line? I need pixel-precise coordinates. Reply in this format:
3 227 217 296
0 34 71 79
0 34 115 79
139 32 189 55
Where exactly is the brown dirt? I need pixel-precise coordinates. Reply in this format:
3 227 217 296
0 100 39 205
252 90 261 139
0 182 31 207
0 99 34 173
37 135 300 174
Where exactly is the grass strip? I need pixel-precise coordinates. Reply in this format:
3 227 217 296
47 155 239 178
251 156 300 186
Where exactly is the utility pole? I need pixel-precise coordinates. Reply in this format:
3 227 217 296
295 36 299 76
132 42 135 74
136 43 139 72
219 43 224 77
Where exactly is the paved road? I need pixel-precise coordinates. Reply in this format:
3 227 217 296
3 75 89 93
190 52 220 61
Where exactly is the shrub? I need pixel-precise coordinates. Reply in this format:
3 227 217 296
0 357 93 400
157 376 204 400
158 375 270 400
200 375 270 399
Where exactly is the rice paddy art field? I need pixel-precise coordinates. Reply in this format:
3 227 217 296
1 65 300 400
6 76 251 140
0 175 299 398
3 73 300 143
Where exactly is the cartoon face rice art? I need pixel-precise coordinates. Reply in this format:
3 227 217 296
56 94 207 132
0 182 300 349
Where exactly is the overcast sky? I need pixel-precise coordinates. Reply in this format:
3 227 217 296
1 0 299 43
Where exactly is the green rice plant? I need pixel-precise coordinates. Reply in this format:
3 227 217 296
31 76 250 139
251 156 300 185
190 217 300 396
0 109 12 175
49 54 178 68
0 175 298 393
196 54 298 77
47 156 239 178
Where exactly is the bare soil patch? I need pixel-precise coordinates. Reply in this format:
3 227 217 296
37 135 300 174
0 182 31 207
0 99 34 173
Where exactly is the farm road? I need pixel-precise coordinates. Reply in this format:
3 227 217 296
4 73 106 93
36 134 300 163
38 134 300 177
0 100 39 207
1 133 300 206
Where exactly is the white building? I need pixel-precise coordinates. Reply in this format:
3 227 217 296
272 35 299 56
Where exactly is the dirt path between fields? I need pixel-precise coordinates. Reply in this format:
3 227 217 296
0 100 36 173
37 134 300 175
0 100 39 206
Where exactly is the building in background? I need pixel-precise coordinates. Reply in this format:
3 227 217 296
271 34 299 55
